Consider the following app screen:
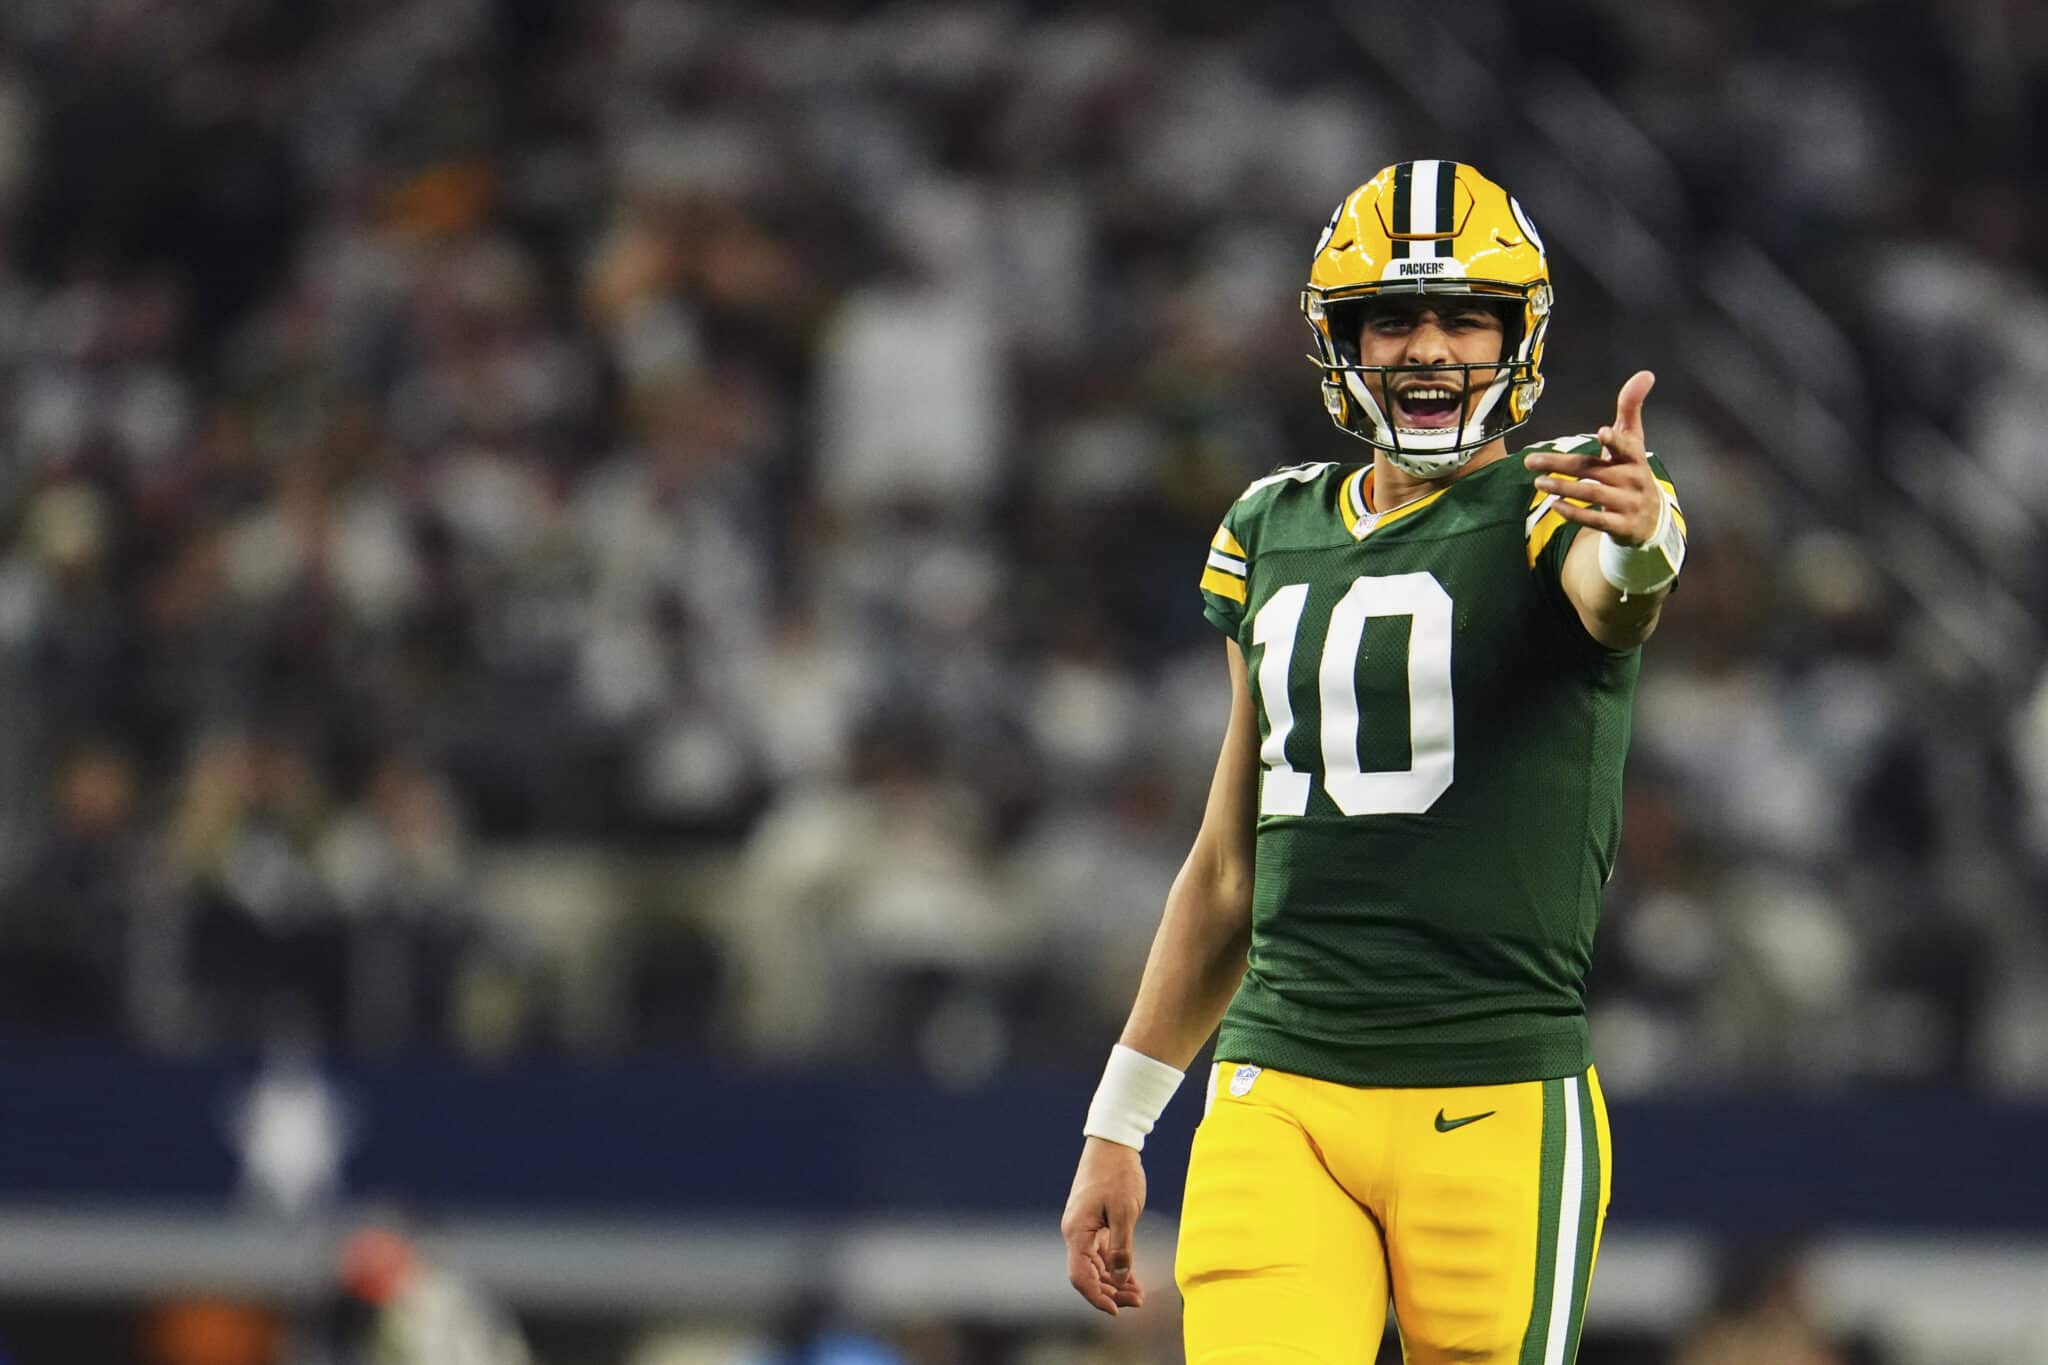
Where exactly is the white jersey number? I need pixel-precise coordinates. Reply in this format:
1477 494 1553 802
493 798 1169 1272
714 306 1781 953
1250 572 1455 817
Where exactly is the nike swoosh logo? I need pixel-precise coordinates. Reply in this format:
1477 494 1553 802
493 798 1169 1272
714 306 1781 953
1434 1108 1496 1133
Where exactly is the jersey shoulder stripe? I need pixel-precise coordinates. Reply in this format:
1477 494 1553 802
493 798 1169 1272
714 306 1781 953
1521 433 1603 455
1205 549 1247 578
1525 486 1597 567
1237 461 1337 502
1203 524 1251 603
1199 463 1344 627
1654 477 1688 541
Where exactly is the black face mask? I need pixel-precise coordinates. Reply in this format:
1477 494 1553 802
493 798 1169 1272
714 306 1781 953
1303 288 1546 468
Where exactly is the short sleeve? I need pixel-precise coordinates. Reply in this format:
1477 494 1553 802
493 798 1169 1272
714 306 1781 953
1521 434 1604 582
1524 440 1686 634
1198 509 1250 637
1522 441 1685 569
1646 452 1685 547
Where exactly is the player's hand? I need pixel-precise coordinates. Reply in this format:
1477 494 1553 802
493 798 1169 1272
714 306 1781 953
1061 1136 1148 1315
1523 370 1662 546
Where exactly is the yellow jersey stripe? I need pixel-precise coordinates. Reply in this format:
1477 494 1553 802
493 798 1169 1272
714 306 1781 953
1527 508 1569 566
1655 478 1689 541
1211 526 1248 558
1525 494 1597 567
1200 566 1248 603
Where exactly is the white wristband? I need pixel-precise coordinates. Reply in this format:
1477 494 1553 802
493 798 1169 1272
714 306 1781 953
1082 1044 1185 1151
1598 487 1685 598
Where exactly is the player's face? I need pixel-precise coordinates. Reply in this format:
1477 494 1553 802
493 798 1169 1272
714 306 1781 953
1355 300 1506 431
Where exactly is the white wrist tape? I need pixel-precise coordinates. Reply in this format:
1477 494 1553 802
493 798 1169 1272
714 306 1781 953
1598 487 1685 597
1082 1045 1185 1150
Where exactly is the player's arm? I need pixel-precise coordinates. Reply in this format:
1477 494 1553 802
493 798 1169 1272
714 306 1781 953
1559 519 1668 649
1524 370 1685 650
1115 637 1261 1067
1060 637 1260 1316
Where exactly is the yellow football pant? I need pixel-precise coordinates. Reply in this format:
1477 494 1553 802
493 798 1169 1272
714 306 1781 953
1175 1063 1611 1364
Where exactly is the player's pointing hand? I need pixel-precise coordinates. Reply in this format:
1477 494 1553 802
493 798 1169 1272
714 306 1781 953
1522 369 1662 546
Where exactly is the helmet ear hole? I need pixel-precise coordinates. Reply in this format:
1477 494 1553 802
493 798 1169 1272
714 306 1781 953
1476 298 1520 360
1322 300 1366 364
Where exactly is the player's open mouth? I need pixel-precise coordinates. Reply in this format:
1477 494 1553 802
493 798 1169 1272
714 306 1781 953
1392 384 1464 428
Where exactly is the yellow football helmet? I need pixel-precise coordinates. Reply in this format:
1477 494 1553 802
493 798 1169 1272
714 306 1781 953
1301 160 1553 477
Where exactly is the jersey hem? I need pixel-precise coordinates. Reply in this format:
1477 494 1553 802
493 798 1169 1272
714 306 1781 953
1214 1017 1591 1088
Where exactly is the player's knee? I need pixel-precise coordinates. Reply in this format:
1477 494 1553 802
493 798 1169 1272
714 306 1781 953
1395 1314 1521 1363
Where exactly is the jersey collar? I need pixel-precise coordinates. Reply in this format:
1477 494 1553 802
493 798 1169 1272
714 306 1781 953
1340 466 1452 541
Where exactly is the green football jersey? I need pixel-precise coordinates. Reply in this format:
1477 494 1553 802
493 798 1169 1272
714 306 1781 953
1198 436 1682 1087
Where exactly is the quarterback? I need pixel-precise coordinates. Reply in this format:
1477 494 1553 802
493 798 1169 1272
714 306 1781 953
1060 160 1686 1364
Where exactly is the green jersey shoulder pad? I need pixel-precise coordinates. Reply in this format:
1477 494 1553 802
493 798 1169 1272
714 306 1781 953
1199 462 1345 633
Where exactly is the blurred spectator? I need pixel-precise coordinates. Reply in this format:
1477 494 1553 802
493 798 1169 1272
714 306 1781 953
318 749 498 1053
171 729 347 1046
1672 1245 1875 1365
0 742 140 1038
335 1223 532 1365
143 1298 284 1365
717 711 1029 1072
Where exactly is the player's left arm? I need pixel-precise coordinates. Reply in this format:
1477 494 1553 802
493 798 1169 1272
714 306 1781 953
1524 370 1685 650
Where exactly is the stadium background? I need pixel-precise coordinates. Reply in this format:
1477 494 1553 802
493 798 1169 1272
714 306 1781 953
0 0 2043 1361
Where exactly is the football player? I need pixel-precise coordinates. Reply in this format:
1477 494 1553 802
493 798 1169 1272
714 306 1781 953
1060 160 1686 1364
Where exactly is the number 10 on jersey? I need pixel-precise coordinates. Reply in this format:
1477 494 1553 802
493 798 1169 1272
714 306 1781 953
1250 572 1455 818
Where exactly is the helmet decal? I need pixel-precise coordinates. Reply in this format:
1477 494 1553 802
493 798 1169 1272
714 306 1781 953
1509 196 1546 256
1313 199 1344 257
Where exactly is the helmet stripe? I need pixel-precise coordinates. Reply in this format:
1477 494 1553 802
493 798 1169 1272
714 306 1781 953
1390 162 1413 258
1434 161 1458 256
1409 159 1438 237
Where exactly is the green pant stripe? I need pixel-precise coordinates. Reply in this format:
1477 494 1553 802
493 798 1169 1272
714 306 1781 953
1560 1072 1603 1360
1518 1077 1567 1365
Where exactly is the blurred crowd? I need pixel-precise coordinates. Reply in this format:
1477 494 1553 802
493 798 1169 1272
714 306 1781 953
0 0 2045 1101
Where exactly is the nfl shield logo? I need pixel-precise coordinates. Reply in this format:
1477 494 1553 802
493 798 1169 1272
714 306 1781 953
1229 1064 1261 1097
